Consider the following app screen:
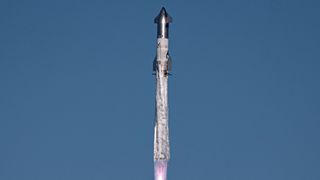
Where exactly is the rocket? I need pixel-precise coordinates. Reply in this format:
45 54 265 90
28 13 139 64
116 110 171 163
153 7 172 180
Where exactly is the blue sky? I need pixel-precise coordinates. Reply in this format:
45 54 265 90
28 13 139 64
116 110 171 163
1 0 320 179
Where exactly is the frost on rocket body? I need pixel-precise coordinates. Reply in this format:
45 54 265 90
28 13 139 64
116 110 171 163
154 38 170 161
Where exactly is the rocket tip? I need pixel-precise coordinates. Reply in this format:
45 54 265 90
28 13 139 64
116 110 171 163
154 7 172 24
160 7 167 13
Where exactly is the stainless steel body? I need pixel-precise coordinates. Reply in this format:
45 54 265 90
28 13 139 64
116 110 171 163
154 7 172 39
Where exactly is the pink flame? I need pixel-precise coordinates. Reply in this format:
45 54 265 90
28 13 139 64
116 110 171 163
154 160 168 180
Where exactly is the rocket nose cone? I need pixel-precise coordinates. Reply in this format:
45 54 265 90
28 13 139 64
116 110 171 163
154 7 172 24
160 7 167 15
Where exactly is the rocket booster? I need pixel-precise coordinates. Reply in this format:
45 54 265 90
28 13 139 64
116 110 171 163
153 6 172 171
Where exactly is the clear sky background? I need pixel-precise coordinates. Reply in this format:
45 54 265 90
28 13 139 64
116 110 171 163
1 0 319 180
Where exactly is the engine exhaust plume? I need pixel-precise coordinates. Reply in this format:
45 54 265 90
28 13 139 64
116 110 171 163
154 160 168 180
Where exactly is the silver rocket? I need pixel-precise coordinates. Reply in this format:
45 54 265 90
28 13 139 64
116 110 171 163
153 7 172 180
